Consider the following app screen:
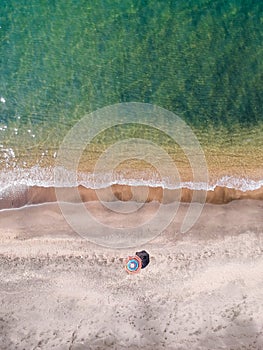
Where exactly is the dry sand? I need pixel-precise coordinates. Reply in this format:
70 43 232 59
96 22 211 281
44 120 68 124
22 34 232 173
0 200 263 349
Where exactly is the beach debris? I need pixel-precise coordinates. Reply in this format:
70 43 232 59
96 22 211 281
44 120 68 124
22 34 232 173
124 250 150 274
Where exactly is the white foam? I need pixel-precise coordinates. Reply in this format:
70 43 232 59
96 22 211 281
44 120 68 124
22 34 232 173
215 176 263 192
0 166 262 193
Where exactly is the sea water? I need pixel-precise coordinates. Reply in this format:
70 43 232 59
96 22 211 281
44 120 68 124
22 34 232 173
0 0 262 194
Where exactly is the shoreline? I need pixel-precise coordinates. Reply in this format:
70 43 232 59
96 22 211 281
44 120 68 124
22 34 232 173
0 184 263 210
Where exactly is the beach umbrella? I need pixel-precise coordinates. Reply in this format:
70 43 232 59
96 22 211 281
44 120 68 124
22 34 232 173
125 255 142 274
125 250 150 274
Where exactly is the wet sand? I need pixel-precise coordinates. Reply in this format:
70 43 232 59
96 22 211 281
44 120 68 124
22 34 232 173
0 184 263 210
0 200 263 349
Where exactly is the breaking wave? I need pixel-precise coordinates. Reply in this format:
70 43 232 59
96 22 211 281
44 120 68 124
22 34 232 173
0 166 262 193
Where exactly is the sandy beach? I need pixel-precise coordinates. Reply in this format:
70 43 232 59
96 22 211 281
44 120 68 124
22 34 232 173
1 0 262 348
0 199 262 349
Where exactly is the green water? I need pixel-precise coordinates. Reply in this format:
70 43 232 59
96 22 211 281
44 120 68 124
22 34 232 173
0 0 262 175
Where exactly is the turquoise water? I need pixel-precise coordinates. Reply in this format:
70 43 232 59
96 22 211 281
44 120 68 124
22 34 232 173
0 0 262 187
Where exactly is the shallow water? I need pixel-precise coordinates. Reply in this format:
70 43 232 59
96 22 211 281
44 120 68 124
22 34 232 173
0 0 262 193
